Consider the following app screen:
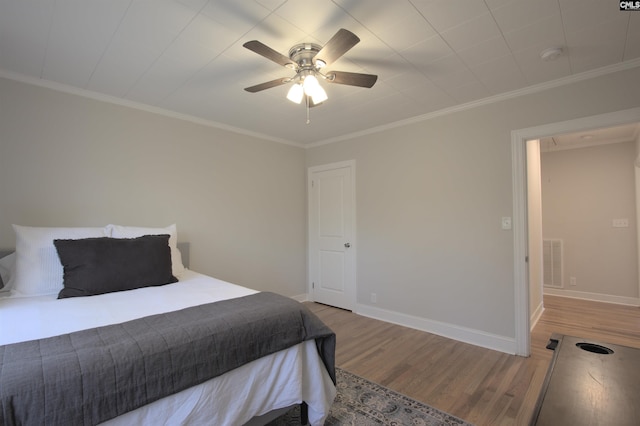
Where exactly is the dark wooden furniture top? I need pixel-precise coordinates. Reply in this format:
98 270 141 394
531 333 640 425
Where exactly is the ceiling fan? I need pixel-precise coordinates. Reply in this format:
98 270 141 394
243 29 377 113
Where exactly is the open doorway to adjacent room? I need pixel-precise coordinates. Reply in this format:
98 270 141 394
511 107 640 356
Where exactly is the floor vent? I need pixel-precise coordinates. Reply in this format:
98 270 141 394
543 239 563 288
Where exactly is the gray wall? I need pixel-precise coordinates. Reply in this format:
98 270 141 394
541 141 638 300
306 65 640 341
0 77 307 296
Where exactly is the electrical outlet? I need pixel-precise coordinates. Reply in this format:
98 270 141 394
371 293 377 303
570 277 576 286
613 219 629 228
501 217 512 230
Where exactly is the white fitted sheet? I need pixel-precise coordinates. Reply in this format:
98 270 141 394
0 270 336 425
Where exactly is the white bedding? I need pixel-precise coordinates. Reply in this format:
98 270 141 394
0 269 336 425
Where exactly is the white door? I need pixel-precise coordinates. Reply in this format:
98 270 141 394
308 161 355 311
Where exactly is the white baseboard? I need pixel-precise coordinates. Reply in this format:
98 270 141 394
544 288 640 306
530 302 544 331
291 293 309 303
354 303 517 355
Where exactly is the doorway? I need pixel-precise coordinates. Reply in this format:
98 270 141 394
308 160 356 311
511 107 640 356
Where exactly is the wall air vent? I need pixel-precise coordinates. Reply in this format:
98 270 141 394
543 239 563 288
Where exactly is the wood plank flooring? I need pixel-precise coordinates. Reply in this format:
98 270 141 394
306 295 640 426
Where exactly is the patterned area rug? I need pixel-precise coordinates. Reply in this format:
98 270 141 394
268 368 474 425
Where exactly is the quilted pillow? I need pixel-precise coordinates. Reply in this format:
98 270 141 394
54 234 178 299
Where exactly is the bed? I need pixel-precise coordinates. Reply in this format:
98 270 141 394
0 224 336 426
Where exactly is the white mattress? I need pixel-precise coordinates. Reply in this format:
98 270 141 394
0 270 336 425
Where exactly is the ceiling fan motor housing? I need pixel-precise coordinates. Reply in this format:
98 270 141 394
288 43 324 72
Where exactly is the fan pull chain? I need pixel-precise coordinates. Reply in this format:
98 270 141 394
306 96 311 124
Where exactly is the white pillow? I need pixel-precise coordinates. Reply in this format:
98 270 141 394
12 225 110 296
0 252 16 292
107 224 185 278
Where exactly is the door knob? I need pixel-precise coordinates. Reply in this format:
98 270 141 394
344 243 351 248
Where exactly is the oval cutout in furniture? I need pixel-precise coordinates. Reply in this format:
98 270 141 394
576 342 614 355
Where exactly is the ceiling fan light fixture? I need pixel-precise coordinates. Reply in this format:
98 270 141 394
303 74 320 95
311 85 328 104
286 83 304 104
302 73 328 103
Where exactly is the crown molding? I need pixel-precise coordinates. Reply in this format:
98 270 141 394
306 57 640 148
0 70 304 149
3 57 640 150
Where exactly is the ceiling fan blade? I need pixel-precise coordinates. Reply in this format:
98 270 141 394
243 40 295 68
244 78 290 93
326 71 378 88
314 29 360 67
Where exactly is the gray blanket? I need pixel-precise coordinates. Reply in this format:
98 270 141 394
0 292 336 426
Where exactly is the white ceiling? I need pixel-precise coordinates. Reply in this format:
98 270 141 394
1 0 639 146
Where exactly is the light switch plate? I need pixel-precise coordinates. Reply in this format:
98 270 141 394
501 217 512 230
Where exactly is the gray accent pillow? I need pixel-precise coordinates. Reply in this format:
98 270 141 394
54 235 178 299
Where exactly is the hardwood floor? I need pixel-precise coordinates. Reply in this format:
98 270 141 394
307 295 640 426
